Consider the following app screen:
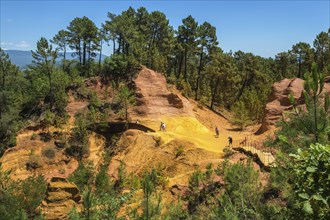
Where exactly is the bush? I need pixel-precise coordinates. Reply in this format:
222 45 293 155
39 132 52 142
231 101 250 130
175 145 185 158
42 145 56 159
0 169 47 219
223 147 235 158
26 151 41 170
30 133 38 140
65 143 89 160
68 161 95 191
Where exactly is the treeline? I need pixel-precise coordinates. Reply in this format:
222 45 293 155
49 7 330 120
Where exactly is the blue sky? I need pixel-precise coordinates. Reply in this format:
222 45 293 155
1 0 329 58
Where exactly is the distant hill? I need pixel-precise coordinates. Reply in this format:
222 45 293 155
4 50 108 69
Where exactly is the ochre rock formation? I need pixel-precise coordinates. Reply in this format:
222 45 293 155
256 77 330 134
39 177 82 220
130 67 193 119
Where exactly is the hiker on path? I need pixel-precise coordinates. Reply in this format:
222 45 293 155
228 136 233 147
160 122 166 132
162 122 167 132
215 126 219 138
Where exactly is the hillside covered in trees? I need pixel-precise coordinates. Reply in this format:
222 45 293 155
0 6 329 220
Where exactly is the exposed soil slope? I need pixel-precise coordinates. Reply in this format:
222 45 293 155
130 67 262 153
0 96 102 181
108 67 269 191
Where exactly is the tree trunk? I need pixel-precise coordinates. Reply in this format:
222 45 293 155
118 34 122 54
87 42 91 76
173 55 178 76
210 77 220 110
99 38 103 73
184 45 188 82
177 52 184 78
63 44 66 60
45 57 53 110
83 41 87 66
49 73 53 110
237 71 249 101
314 96 318 142
113 39 116 55
195 47 204 100
78 42 82 65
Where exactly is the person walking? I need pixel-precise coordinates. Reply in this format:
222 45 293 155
215 126 219 138
228 136 233 147
162 122 167 132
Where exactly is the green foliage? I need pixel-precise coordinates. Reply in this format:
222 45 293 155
213 160 263 219
299 63 330 143
130 169 164 220
291 42 314 78
0 49 25 155
102 54 140 85
0 164 47 219
67 16 99 75
185 169 206 213
31 37 58 110
231 101 250 130
223 146 235 157
175 145 185 158
26 150 42 170
289 143 330 219
88 91 100 109
116 160 127 190
103 7 173 73
68 162 132 220
117 85 136 121
72 114 89 144
66 114 90 160
164 197 188 219
313 31 330 73
268 64 329 154
68 161 95 191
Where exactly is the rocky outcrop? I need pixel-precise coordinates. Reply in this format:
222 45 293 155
130 67 193 119
40 177 82 220
256 77 330 134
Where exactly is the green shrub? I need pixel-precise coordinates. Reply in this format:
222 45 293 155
175 145 185 158
30 133 38 140
223 146 235 158
42 145 56 159
26 151 41 170
0 165 47 219
68 161 95 191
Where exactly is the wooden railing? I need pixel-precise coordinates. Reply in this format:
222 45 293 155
231 136 276 170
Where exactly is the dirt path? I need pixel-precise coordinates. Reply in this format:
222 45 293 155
66 96 87 127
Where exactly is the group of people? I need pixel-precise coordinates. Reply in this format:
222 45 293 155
215 126 233 147
137 120 232 146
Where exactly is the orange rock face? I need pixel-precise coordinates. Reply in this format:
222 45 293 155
130 67 193 120
39 177 82 220
256 77 330 134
